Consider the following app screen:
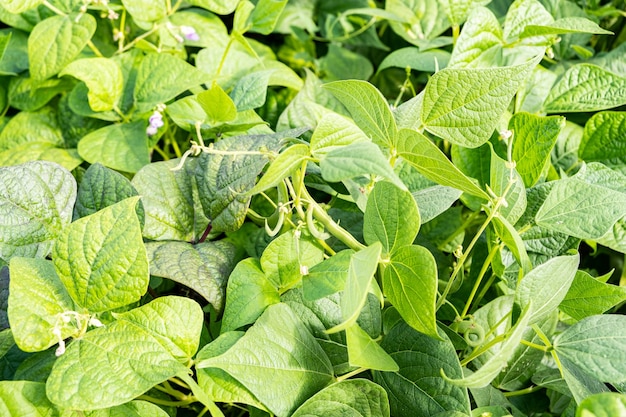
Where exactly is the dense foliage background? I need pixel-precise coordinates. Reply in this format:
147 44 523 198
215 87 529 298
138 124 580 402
1 0 626 416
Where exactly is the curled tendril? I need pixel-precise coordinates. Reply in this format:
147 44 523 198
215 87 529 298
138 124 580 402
451 318 485 347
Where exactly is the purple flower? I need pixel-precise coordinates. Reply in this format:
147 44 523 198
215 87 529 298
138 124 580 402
180 25 200 42
147 111 164 136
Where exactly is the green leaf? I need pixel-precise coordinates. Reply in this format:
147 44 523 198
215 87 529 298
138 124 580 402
0 0 42 13
382 245 438 339
74 163 143 222
491 215 533 275
0 161 76 262
0 381 58 416
292 379 390 417
132 159 209 241
560 271 626 321
502 0 553 42
121 0 167 22
378 47 450 73
0 108 63 152
52 197 148 313
422 55 541 148
247 0 288 34
7 257 76 352
115 296 203 363
134 53 208 111
319 43 374 82
310 112 369 158
260 230 324 292
576 393 626 417
302 249 352 301
346 323 398 371
397 129 489 199
187 0 239 14
195 129 305 232
438 0 489 26
230 69 274 112
510 112 565 187
579 111 626 161
60 58 123 112
448 7 503 68
554 315 626 384
221 258 280 332
520 18 613 38
78 121 150 174
197 303 334 417
535 178 626 240
8 76 72 112
489 148 526 225
46 319 186 410
543 65 626 113
385 0 450 44
373 323 470 417
515 252 579 324
323 80 397 148
364 181 419 253
28 13 96 81
319 141 407 191
198 84 237 125
328 242 382 334
67 400 170 417
146 240 236 312
249 144 310 195
444 303 532 388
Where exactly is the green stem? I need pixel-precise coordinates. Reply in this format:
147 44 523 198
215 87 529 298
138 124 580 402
119 25 161 53
503 385 542 397
438 210 482 250
520 339 549 352
215 35 236 80
337 367 368 382
460 242 503 318
86 40 104 58
460 334 507 366
137 395 195 407
153 144 170 161
42 0 67 16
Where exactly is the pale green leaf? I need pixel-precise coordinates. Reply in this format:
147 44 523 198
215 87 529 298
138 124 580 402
490 147 526 225
373 323 470 417
560 271 626 321
397 129 489 199
448 7 503 68
520 18 613 38
0 108 63 152
0 0 42 13
444 304 532 388
78 121 150 174
221 258 279 332
385 0 450 44
121 0 167 22
502 0 553 42
323 80 397 148
146 240 236 312
28 13 96 81
0 143 82 172
543 65 626 113
363 181 419 253
198 83 237 125
52 197 148 313
383 245 438 339
60 58 123 112
302 249 353 301
249 144 310 195
561 357 610 404
260 230 324 292
576 393 626 417
328 242 382 334
319 141 407 191
491 215 533 275
0 161 76 261
197 303 334 417
46 319 186 410
535 178 626 240
187 0 239 14
74 163 143 222
510 112 565 187
247 0 288 34
579 111 626 161
0 381 58 416
71 400 170 417
7 257 76 352
378 47 450 73
346 323 398 372
8 76 72 112
422 55 541 147
310 112 369 158
554 315 626 384
230 69 274 111
438 0 490 26
515 252 579 324
292 379 390 417
134 53 208 111
132 159 209 241
115 296 203 363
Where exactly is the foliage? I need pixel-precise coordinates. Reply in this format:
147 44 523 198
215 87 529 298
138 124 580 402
0 0 626 416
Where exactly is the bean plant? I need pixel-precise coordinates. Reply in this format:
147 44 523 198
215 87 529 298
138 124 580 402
0 0 626 416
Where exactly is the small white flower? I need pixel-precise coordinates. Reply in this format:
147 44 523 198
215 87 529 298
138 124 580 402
55 339 66 357
146 125 158 136
89 317 104 327
300 265 309 276
107 9 119 20
149 111 164 129
113 29 124 42
180 25 200 42
499 129 513 141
